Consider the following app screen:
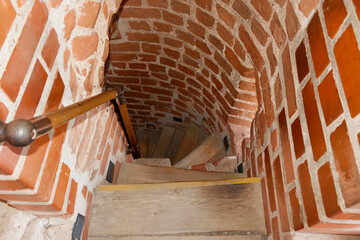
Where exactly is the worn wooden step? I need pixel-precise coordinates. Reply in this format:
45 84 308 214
116 162 246 184
131 158 171 167
151 126 175 158
174 133 225 168
90 234 263 239
172 122 207 165
89 179 265 238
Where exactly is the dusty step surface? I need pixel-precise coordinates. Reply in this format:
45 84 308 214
89 234 264 240
131 158 171 167
116 162 246 184
88 180 266 238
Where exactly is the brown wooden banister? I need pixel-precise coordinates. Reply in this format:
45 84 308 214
0 89 138 154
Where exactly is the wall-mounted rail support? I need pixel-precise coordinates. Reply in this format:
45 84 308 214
0 90 118 147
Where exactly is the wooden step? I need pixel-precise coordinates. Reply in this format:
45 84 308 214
116 162 246 184
174 133 225 168
131 158 171 167
172 122 207 165
90 235 263 240
89 179 266 238
151 126 175 158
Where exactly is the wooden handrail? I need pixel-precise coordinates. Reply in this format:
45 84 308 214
0 90 118 147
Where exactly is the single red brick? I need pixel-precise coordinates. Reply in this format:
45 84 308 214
129 63 146 69
261 178 271 234
126 32 159 43
291 117 305 159
295 40 310 83
82 186 88 199
334 25 360 118
274 74 282 109
285 1 300 40
216 4 236 28
251 18 269 46
264 147 276 212
323 0 347 38
129 20 151 31
214 52 232 75
164 47 180 59
318 161 342 218
187 20 205 39
111 42 140 52
100 143 111 175
272 217 280 240
1 0 48 101
164 37 183 48
259 69 275 128
238 25 264 70
204 57 219 74
44 72 65 113
270 13 287 49
271 128 278 152
66 179 77 215
15 60 47 119
171 0 190 14
77 1 101 28
302 80 327 161
208 34 224 51
169 69 185 80
298 160 320 226
163 10 183 26
330 121 360 208
195 0 212 11
232 0 251 20
153 22 173 32
307 12 330 77
278 109 295 183
251 0 272 21
273 156 291 232
289 187 304 230
282 45 297 117
318 71 343 125
234 40 245 61
120 8 161 19
0 0 16 48
176 30 195 45
196 8 215 27
225 47 248 75
217 22 234 46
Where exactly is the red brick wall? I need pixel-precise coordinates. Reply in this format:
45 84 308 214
0 0 127 219
105 0 259 153
238 0 360 238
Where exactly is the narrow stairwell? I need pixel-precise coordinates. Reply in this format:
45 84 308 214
86 122 266 239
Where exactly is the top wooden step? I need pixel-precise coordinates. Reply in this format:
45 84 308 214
116 162 245 184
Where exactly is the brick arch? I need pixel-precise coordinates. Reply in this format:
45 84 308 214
105 0 268 153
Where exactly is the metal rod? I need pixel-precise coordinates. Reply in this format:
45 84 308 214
0 90 118 147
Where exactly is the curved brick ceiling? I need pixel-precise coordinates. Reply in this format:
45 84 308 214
105 0 284 153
